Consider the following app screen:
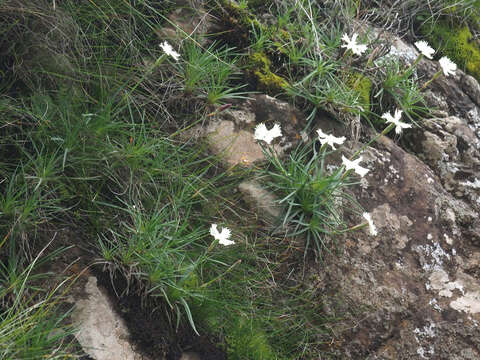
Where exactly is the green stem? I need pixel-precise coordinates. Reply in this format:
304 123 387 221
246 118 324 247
399 53 423 79
339 122 396 180
421 70 442 90
200 259 242 288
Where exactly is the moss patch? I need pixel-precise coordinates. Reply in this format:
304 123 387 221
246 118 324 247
422 20 480 80
194 302 280 360
345 72 372 112
248 52 289 94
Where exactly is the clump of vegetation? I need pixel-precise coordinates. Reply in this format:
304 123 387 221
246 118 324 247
0 0 475 358
248 52 290 93
346 72 372 112
422 21 480 80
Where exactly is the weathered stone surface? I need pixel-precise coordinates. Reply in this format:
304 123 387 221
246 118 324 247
186 94 307 167
155 1 210 42
238 180 282 223
70 276 147 360
180 352 201 360
404 112 480 209
205 120 266 166
313 133 480 359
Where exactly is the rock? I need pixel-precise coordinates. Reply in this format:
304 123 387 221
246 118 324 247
185 95 307 167
418 60 480 121
315 133 480 359
461 74 480 107
155 1 210 42
403 113 480 209
70 276 146 360
179 352 201 360
238 180 281 223
205 120 266 166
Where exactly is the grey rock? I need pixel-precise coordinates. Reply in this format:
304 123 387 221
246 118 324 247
179 352 201 360
238 180 282 223
461 74 480 107
70 276 147 360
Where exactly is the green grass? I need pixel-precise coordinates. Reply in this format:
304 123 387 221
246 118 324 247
258 142 360 257
0 0 474 358
0 238 79 359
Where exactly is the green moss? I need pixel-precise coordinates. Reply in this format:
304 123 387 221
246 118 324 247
226 317 278 360
193 301 280 360
217 0 263 30
346 72 372 112
422 20 480 80
249 52 289 93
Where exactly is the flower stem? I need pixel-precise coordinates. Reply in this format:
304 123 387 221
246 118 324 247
339 122 395 180
421 70 442 90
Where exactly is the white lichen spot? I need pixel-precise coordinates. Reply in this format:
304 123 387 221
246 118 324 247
452 248 456 256
429 298 442 312
427 216 432 222
468 316 479 327
416 243 450 271
443 233 453 245
429 269 464 297
427 233 433 240
450 291 480 314
460 178 480 189
417 346 435 359
414 322 436 339
326 164 339 173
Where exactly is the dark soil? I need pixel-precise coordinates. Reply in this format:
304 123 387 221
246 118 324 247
94 267 227 360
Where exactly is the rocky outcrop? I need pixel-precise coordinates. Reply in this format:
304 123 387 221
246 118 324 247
219 35 480 359
319 39 480 359
69 276 148 360
184 94 309 167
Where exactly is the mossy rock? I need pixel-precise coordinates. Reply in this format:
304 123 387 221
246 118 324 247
345 72 372 112
422 20 480 81
248 52 289 94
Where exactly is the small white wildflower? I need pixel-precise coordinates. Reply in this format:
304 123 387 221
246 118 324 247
362 212 377 236
254 123 282 144
381 109 412 135
439 56 457 77
210 224 234 246
316 128 346 150
160 41 180 60
414 40 435 59
341 155 369 177
341 33 367 56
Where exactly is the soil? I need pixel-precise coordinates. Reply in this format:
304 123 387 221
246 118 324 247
93 267 227 360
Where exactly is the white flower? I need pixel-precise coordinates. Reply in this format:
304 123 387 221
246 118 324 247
414 40 435 59
341 155 369 177
160 41 180 60
381 109 411 135
341 33 367 56
362 212 377 236
210 224 234 246
254 123 282 144
316 128 346 150
438 56 457 77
